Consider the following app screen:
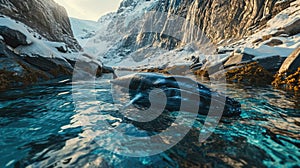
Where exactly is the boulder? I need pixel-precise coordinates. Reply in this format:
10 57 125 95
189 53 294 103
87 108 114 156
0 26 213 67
102 65 115 74
0 26 30 48
56 45 68 53
224 53 254 68
22 56 73 77
226 62 274 85
0 41 50 90
265 39 283 46
256 55 286 74
278 47 300 75
283 19 300 36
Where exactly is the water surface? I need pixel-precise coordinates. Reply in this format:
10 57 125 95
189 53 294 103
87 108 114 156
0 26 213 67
0 74 299 167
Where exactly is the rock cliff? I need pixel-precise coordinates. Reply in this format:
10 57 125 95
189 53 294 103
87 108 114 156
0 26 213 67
86 0 297 65
0 0 107 90
0 0 81 50
158 0 296 44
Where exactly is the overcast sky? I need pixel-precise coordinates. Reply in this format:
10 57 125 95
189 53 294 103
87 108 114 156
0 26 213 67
54 0 122 21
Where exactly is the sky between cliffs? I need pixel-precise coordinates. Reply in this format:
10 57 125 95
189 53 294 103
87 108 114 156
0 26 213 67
54 0 122 21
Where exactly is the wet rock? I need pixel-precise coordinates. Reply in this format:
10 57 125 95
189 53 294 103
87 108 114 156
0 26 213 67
278 47 300 76
0 40 86 91
141 65 191 76
22 56 73 77
256 55 286 74
0 41 50 90
0 26 30 48
226 62 274 85
194 69 210 80
273 67 300 93
224 53 255 68
112 73 241 117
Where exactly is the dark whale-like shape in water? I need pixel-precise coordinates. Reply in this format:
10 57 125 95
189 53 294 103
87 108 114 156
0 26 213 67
111 73 241 117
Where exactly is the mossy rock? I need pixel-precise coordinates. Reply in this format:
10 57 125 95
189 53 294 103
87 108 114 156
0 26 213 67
225 62 274 85
141 65 191 75
273 67 300 93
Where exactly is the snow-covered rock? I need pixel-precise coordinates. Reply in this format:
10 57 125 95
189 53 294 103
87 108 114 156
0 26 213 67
0 1 106 90
0 0 81 51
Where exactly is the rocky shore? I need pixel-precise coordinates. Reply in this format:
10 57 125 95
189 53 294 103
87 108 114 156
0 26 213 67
0 0 299 94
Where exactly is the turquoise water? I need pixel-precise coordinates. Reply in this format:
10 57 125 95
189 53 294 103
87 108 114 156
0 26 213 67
0 74 299 167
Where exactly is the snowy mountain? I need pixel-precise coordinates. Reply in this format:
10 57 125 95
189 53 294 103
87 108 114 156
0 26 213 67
69 18 100 46
68 0 300 91
71 0 299 70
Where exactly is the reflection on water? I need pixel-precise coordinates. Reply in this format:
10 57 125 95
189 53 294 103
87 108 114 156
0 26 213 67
0 74 299 167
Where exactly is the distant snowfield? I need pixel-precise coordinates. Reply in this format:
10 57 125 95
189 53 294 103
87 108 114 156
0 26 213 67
70 0 300 69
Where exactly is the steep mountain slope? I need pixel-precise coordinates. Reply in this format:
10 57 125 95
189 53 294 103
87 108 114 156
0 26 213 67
69 13 116 46
69 18 99 46
158 0 297 44
72 0 299 69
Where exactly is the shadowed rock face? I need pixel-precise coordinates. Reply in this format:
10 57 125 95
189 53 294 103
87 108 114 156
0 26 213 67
112 73 242 117
0 0 81 51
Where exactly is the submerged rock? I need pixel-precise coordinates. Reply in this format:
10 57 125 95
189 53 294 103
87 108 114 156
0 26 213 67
112 73 242 117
